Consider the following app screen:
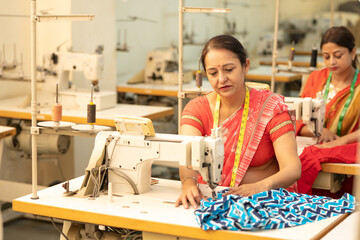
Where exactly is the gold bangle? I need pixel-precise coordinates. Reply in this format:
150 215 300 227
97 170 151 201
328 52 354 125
181 176 199 188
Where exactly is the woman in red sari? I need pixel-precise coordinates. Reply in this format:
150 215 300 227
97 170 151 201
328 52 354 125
175 35 301 209
296 26 360 196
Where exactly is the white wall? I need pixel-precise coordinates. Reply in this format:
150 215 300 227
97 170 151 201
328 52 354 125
0 0 116 177
115 0 350 84
0 0 71 99
0 0 351 89
71 0 117 91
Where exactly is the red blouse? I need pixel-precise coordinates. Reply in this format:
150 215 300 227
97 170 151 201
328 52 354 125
181 92 294 167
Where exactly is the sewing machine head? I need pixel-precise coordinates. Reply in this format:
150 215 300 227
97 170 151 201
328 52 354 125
144 47 178 85
144 47 193 85
36 49 116 110
76 116 224 198
52 51 104 91
285 94 325 139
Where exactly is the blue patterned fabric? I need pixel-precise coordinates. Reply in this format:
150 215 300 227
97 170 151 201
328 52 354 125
194 188 355 231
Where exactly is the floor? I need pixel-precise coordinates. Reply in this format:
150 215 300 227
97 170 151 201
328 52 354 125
4 217 61 240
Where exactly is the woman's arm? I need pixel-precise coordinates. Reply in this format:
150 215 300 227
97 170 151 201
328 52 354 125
316 129 360 148
224 131 301 196
175 125 205 209
299 125 339 143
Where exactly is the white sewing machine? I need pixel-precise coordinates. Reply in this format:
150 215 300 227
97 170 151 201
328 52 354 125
37 50 116 110
76 116 224 197
286 96 345 193
144 47 192 85
285 93 325 139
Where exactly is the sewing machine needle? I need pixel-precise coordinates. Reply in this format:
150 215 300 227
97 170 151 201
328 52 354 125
212 189 216 199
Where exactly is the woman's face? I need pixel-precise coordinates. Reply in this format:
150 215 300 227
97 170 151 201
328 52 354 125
204 48 249 98
322 42 355 74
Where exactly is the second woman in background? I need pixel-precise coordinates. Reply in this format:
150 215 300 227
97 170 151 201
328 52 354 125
297 26 360 196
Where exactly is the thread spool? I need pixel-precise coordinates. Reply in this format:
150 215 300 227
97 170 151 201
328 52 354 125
310 47 318 69
87 103 96 124
52 104 62 122
288 42 295 70
196 59 202 88
196 71 202 88
87 85 96 124
52 82 62 124
288 47 295 61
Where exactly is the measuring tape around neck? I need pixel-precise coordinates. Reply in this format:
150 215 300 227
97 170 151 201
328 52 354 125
213 87 250 187
323 69 359 135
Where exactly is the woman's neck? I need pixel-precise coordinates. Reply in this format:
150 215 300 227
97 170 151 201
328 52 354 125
220 87 246 114
331 67 356 88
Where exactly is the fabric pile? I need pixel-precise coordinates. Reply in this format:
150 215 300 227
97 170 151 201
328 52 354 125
194 188 355 231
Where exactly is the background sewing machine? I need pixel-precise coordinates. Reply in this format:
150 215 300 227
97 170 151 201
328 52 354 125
286 95 349 193
76 116 224 198
127 47 193 85
37 49 116 111
285 94 325 139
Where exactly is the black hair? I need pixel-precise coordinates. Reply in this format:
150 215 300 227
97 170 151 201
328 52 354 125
200 35 248 72
321 26 358 68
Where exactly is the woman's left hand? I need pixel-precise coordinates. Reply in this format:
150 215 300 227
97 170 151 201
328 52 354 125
318 128 339 143
222 182 267 197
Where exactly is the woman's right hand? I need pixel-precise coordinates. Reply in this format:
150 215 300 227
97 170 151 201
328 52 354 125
318 128 339 143
175 179 204 209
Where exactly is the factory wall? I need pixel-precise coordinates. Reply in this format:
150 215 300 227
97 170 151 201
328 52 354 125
0 0 71 99
0 0 353 178
0 0 351 91
115 0 350 85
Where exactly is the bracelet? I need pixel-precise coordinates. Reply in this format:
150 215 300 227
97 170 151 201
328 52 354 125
181 176 199 188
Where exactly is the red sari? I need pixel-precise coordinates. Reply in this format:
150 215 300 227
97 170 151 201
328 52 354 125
181 88 294 187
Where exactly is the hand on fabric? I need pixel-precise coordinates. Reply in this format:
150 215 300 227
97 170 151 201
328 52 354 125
222 182 267 197
318 128 339 143
175 181 205 209
315 137 347 148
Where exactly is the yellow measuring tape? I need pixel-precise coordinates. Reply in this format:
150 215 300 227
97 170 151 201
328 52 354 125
213 87 250 187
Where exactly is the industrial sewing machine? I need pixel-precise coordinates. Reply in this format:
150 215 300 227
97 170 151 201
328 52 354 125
285 93 325 140
37 50 116 110
76 116 224 198
143 47 192 85
286 95 344 193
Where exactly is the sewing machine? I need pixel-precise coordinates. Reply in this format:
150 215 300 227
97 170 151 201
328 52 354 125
287 95 349 193
144 47 192 85
76 116 224 198
37 50 116 110
285 94 325 139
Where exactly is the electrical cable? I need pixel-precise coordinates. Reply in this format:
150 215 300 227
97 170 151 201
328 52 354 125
106 136 139 195
90 164 107 198
123 230 142 240
107 168 139 195
107 226 129 235
50 217 69 240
